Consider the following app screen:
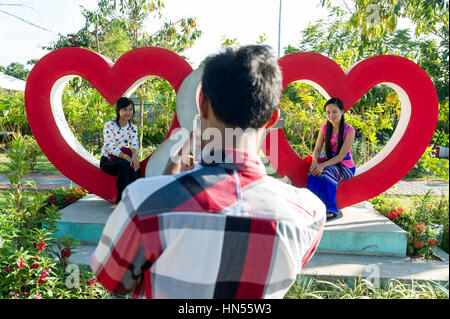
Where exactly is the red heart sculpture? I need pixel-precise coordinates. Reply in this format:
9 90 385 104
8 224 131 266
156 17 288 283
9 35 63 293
262 52 438 208
25 47 192 203
25 48 438 208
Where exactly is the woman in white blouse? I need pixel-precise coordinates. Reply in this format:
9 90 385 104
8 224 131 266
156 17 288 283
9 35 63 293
100 97 141 203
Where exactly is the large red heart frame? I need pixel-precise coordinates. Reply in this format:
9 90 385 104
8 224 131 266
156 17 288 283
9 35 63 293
262 52 438 208
25 48 438 206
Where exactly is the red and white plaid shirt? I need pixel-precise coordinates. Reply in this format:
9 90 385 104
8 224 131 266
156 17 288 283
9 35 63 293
90 149 326 299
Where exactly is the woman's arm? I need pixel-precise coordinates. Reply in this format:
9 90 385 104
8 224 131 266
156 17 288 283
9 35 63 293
314 129 355 175
311 128 325 164
309 128 325 176
129 126 140 171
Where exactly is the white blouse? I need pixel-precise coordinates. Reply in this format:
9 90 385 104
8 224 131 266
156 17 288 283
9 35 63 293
101 120 139 159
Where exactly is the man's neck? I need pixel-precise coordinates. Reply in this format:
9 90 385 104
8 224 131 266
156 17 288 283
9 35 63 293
200 126 264 157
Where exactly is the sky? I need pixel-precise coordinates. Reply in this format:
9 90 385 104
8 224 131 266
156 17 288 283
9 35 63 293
0 0 415 69
0 0 333 68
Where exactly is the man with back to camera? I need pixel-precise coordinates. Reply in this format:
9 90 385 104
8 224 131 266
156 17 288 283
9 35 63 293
90 45 326 299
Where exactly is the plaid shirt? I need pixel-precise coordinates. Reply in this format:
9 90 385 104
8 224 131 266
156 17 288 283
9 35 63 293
90 149 326 299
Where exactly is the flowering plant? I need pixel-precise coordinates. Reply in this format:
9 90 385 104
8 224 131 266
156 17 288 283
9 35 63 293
369 192 448 258
40 187 88 213
0 136 108 299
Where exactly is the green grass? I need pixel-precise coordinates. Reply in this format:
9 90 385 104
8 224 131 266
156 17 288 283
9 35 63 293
31 155 60 175
0 189 52 210
285 276 449 299
0 153 59 175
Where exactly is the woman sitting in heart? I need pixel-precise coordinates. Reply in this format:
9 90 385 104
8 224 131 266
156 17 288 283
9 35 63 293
100 97 141 204
306 97 356 221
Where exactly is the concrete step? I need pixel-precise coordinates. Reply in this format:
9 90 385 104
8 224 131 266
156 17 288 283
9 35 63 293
70 244 448 288
55 194 407 257
54 194 116 244
318 202 407 257
302 251 449 287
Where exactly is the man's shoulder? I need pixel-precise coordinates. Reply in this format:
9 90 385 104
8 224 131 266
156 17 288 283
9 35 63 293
124 166 205 212
262 176 326 221
125 174 178 206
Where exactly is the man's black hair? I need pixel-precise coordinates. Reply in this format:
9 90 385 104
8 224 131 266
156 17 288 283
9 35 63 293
201 45 282 130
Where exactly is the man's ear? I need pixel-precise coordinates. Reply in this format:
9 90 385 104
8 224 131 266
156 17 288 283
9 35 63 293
264 108 280 130
199 91 209 120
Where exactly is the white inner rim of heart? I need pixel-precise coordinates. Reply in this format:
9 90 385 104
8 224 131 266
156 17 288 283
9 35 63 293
49 70 202 177
50 73 410 179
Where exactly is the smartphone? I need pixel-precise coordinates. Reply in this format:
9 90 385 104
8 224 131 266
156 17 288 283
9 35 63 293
192 114 202 163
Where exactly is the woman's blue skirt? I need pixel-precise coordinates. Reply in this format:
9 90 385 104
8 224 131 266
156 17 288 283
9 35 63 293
307 165 356 214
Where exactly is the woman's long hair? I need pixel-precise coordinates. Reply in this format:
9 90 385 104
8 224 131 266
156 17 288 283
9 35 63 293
115 97 135 126
324 98 345 165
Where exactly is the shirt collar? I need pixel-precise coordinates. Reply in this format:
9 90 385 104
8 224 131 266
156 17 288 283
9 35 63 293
200 148 267 175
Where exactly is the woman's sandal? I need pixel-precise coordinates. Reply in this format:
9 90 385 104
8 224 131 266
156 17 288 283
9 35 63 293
326 213 338 221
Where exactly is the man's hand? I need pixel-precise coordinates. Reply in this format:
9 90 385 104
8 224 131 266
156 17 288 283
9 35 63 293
163 132 195 175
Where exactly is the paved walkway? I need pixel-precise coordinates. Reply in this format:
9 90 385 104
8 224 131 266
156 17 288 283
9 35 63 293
383 180 449 196
0 172 448 195
0 174 76 190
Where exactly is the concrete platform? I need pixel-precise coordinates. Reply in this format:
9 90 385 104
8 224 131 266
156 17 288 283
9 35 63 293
70 245 448 287
318 202 407 257
55 194 407 257
54 194 116 244
302 251 449 287
60 195 446 286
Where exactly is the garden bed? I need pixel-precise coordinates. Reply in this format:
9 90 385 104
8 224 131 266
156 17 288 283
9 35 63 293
369 192 449 258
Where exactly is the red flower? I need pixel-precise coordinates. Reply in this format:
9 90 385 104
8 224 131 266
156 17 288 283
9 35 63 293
86 279 97 286
33 241 46 252
30 264 39 269
61 248 71 258
37 270 48 284
387 211 399 220
428 240 436 246
414 223 426 230
5 267 13 272
15 258 25 269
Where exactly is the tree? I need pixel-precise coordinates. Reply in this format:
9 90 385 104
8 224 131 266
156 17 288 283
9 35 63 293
43 0 202 158
0 62 29 80
282 1 448 177
321 0 449 43
319 0 449 101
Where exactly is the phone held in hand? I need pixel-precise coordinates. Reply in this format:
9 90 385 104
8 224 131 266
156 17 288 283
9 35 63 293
192 114 201 163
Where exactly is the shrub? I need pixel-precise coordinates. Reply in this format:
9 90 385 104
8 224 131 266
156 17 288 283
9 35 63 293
39 187 89 213
22 135 43 171
369 192 449 257
0 135 108 299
